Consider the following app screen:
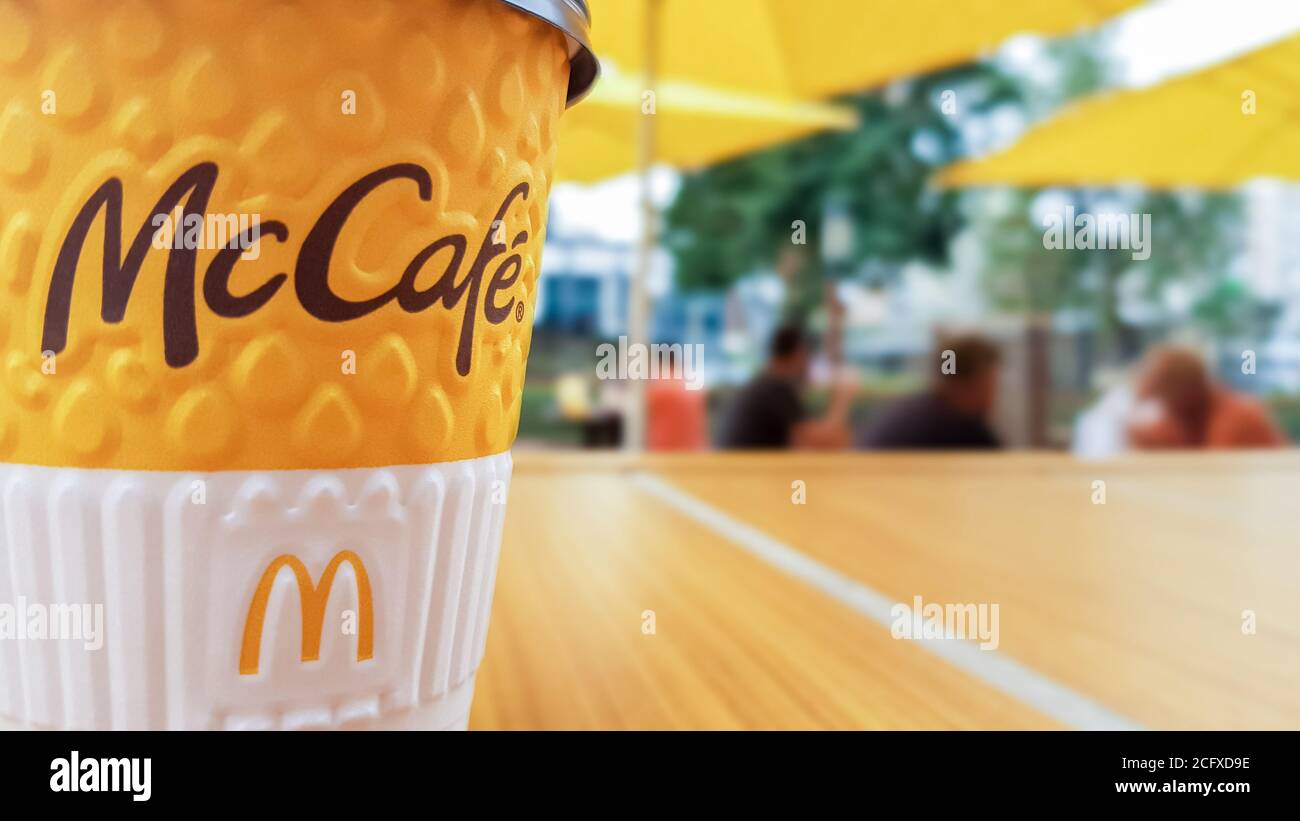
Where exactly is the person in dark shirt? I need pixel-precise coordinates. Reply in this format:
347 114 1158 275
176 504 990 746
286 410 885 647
720 325 854 449
860 334 1002 450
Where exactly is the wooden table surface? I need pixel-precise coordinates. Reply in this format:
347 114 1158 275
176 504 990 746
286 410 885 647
469 451 1300 730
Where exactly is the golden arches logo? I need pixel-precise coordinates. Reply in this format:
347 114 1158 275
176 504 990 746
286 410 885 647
239 551 374 676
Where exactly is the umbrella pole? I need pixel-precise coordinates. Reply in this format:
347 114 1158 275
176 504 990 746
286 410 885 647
625 0 660 453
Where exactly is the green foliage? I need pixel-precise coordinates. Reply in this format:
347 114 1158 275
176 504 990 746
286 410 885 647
661 31 1263 348
662 62 1023 306
973 187 1249 349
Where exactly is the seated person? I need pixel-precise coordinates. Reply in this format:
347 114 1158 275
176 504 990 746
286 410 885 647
1071 378 1135 459
859 334 1002 450
647 351 708 451
1129 346 1287 449
718 325 854 450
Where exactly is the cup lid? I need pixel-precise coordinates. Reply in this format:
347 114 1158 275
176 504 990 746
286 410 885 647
496 0 598 106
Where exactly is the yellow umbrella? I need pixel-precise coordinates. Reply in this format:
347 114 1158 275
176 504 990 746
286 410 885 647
589 0 1143 99
937 32 1300 189
556 64 858 182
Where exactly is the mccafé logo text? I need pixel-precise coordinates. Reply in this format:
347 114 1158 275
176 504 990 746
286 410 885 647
239 550 374 677
40 163 532 376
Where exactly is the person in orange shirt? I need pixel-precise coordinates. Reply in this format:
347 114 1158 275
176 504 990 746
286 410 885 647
1128 346 1288 450
647 350 709 451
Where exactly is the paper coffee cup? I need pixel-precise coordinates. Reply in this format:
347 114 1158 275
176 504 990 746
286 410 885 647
0 0 595 730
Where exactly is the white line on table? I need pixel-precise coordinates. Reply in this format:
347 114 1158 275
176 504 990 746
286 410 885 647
630 471 1143 731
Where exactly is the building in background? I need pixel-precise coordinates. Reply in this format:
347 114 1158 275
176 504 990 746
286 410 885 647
1248 181 1300 391
535 228 631 339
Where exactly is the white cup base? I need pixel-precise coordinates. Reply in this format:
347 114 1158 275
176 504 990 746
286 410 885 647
0 454 511 730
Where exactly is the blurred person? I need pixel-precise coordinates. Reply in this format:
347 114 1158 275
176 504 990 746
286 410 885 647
1072 369 1136 459
1128 346 1286 449
1072 382 1135 458
859 334 1002 450
718 325 854 449
647 350 708 451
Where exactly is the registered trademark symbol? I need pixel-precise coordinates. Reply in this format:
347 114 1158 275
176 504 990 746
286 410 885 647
515 302 525 322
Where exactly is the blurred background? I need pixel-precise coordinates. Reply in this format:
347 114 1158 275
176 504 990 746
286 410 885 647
472 0 1300 731
520 0 1300 454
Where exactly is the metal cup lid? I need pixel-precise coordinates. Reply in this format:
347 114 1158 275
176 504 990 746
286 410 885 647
496 0 598 106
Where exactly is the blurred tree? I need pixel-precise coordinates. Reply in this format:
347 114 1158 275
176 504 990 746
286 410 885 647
943 34 1254 360
662 61 1024 321
663 31 1259 359
973 191 1244 316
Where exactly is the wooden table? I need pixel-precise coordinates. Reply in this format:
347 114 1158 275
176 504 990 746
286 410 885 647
469 451 1300 730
